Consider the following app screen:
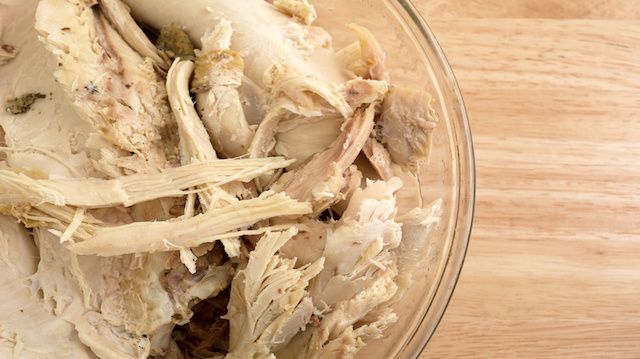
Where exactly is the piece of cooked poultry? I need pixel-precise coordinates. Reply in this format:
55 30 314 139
378 86 439 170
192 20 254 159
249 64 353 164
275 115 343 169
36 0 174 177
250 66 388 173
272 105 377 213
226 228 324 358
394 199 442 298
271 0 318 25
0 157 292 208
99 0 165 66
272 177 403 358
337 24 389 82
30 1 190 357
122 0 347 86
362 138 394 180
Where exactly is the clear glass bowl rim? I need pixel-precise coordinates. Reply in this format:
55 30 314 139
392 1 476 357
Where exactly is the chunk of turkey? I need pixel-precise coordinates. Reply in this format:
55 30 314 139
272 105 377 213
378 86 439 170
35 0 174 177
226 228 323 359
192 21 254 158
122 0 347 87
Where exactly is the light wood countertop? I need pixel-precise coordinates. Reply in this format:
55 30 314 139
413 1 640 357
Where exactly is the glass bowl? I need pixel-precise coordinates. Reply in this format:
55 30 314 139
315 1 475 357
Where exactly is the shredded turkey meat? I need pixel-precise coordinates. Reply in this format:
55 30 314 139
0 0 443 358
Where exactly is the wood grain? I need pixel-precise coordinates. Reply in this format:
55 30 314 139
419 0 640 19
413 1 640 358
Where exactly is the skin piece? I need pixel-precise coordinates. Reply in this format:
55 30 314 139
274 115 343 169
0 217 94 358
28 222 164 359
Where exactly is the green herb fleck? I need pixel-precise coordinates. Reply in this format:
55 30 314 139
5 93 46 115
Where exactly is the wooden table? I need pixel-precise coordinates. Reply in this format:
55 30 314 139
413 1 640 357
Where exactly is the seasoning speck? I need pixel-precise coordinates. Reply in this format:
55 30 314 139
5 93 46 115
84 82 99 94
156 23 195 62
